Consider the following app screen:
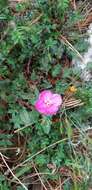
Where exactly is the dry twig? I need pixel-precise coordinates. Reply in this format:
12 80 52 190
0 152 28 190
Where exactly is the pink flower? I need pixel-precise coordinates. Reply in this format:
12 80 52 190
35 90 62 116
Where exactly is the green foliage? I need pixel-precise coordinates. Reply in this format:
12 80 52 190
52 64 62 77
40 116 52 134
0 0 92 189
0 134 13 147
0 175 10 190
0 0 8 9
57 0 69 13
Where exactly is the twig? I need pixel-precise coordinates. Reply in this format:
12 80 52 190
19 137 68 165
0 147 19 151
22 172 53 181
12 137 68 172
32 162 48 190
45 179 54 190
64 102 84 109
14 123 33 133
0 152 28 190
55 177 71 190
12 136 78 172
73 0 76 10
17 99 33 110
59 35 84 62
59 177 62 190
26 59 31 76
29 13 43 26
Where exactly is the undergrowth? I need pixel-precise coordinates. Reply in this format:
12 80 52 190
0 0 92 189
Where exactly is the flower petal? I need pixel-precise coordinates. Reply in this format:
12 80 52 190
35 90 62 115
52 94 62 106
39 90 52 102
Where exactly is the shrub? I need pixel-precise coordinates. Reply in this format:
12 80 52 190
0 0 92 189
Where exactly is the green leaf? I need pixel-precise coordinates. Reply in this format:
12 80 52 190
41 116 52 134
35 154 48 166
65 118 73 138
13 165 32 179
58 0 69 12
52 64 62 77
29 110 39 123
63 68 72 78
0 175 5 182
20 109 31 125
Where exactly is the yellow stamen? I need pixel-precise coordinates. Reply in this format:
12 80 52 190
69 86 77 93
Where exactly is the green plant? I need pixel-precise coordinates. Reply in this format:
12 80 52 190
0 0 92 189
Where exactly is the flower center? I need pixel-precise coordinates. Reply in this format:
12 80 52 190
44 100 52 106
